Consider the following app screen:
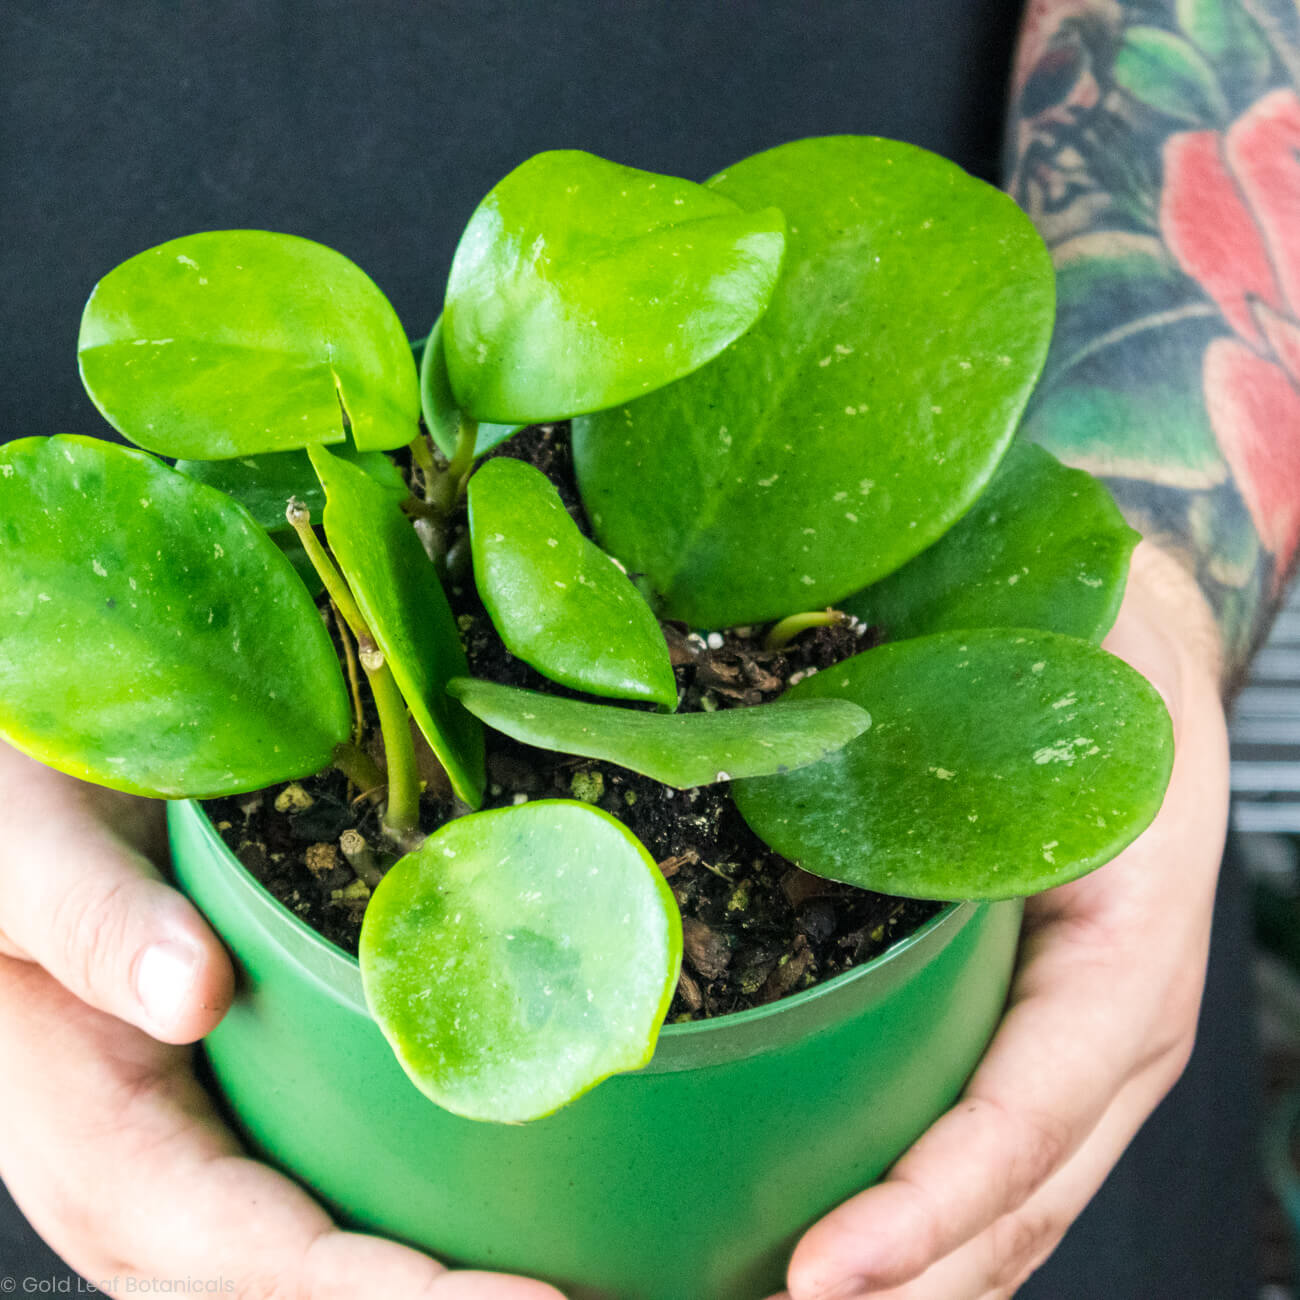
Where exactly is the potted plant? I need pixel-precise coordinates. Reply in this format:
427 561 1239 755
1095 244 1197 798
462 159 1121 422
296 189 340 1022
0 136 1171 1299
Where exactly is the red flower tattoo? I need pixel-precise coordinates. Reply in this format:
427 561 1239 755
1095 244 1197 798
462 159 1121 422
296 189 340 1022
1162 88 1300 578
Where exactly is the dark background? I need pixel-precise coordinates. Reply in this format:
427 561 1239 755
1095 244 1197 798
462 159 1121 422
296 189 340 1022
0 1 1257 1295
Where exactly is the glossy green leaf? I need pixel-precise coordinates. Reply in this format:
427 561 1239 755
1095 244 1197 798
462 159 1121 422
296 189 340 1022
844 442 1139 643
0 436 351 797
360 800 681 1123
442 150 787 423
1114 26 1229 125
308 445 485 806
448 678 870 788
468 458 677 708
78 230 419 458
419 316 521 459
572 136 1056 628
176 446 407 531
733 629 1173 900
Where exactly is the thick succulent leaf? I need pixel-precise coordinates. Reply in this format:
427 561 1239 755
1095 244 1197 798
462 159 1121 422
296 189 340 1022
732 629 1173 900
0 436 351 797
468 458 677 708
442 150 787 423
308 445 485 807
176 446 407 531
572 135 1056 628
78 230 419 458
360 800 681 1123
845 442 1139 643
419 317 521 459
447 678 870 788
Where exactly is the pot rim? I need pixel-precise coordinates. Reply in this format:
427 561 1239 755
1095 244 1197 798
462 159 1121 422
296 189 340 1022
173 798 985 1073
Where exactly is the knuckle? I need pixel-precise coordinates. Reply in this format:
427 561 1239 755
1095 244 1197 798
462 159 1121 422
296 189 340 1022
49 875 132 997
986 1207 1064 1292
974 1098 1072 1209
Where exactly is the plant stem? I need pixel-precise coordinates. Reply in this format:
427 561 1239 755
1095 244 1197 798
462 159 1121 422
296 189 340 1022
287 498 421 843
359 637 422 841
332 739 384 797
408 433 438 503
332 603 366 746
764 608 846 651
427 416 478 515
285 500 367 637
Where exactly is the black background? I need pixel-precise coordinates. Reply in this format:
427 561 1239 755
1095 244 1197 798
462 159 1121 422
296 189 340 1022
0 2 1257 1295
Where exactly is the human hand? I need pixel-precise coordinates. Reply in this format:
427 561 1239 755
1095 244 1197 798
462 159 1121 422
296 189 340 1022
0 742 564 1298
774 541 1230 1300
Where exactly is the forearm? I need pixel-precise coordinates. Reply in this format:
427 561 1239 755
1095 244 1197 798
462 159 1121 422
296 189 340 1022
1005 0 1300 684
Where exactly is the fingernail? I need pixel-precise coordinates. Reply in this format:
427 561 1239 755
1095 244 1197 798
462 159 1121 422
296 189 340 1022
136 940 199 1032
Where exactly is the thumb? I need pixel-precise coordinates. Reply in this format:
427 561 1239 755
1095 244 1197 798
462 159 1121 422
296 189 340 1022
0 743 233 1042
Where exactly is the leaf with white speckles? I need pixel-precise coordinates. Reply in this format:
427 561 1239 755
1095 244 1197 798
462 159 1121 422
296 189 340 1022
0 436 351 797
572 136 1055 627
443 150 786 423
468 458 676 708
732 628 1173 899
78 230 419 457
845 442 1139 642
359 800 681 1122
447 677 870 788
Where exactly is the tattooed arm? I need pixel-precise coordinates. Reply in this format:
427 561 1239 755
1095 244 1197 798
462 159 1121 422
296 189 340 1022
776 5 1286 1297
1011 0 1300 680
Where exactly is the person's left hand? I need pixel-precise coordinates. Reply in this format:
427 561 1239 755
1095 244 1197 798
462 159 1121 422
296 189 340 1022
770 542 1230 1299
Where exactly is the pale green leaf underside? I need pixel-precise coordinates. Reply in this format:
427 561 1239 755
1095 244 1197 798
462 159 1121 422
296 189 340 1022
733 628 1173 900
359 800 682 1123
448 677 870 788
0 436 351 797
419 317 521 459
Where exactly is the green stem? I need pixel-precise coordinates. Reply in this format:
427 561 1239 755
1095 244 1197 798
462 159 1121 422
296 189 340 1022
764 608 845 651
286 499 421 841
361 639 422 840
285 500 367 637
332 739 384 796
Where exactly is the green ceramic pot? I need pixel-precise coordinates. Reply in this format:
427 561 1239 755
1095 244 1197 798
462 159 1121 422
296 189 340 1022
168 799 1022 1300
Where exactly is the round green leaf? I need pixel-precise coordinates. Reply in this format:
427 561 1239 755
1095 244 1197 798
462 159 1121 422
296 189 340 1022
176 446 408 531
442 150 787 423
0 436 351 797
308 445 485 807
419 316 521 460
359 800 682 1123
468 458 677 708
448 677 870 788
78 230 419 458
732 629 1173 900
572 135 1056 628
844 442 1140 643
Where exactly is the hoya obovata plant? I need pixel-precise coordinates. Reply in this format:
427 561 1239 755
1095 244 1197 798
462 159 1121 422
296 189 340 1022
0 138 1172 1123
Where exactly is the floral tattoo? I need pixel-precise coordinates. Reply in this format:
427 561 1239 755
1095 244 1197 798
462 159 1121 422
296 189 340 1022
1007 0 1300 672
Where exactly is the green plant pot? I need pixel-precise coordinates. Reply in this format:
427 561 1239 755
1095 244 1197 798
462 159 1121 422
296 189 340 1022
168 798 1023 1300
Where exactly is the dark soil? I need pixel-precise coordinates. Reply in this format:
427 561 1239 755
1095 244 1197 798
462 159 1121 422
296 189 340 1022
204 423 941 1021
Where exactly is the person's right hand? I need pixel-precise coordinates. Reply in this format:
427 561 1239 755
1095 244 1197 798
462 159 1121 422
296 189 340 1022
0 741 563 1298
